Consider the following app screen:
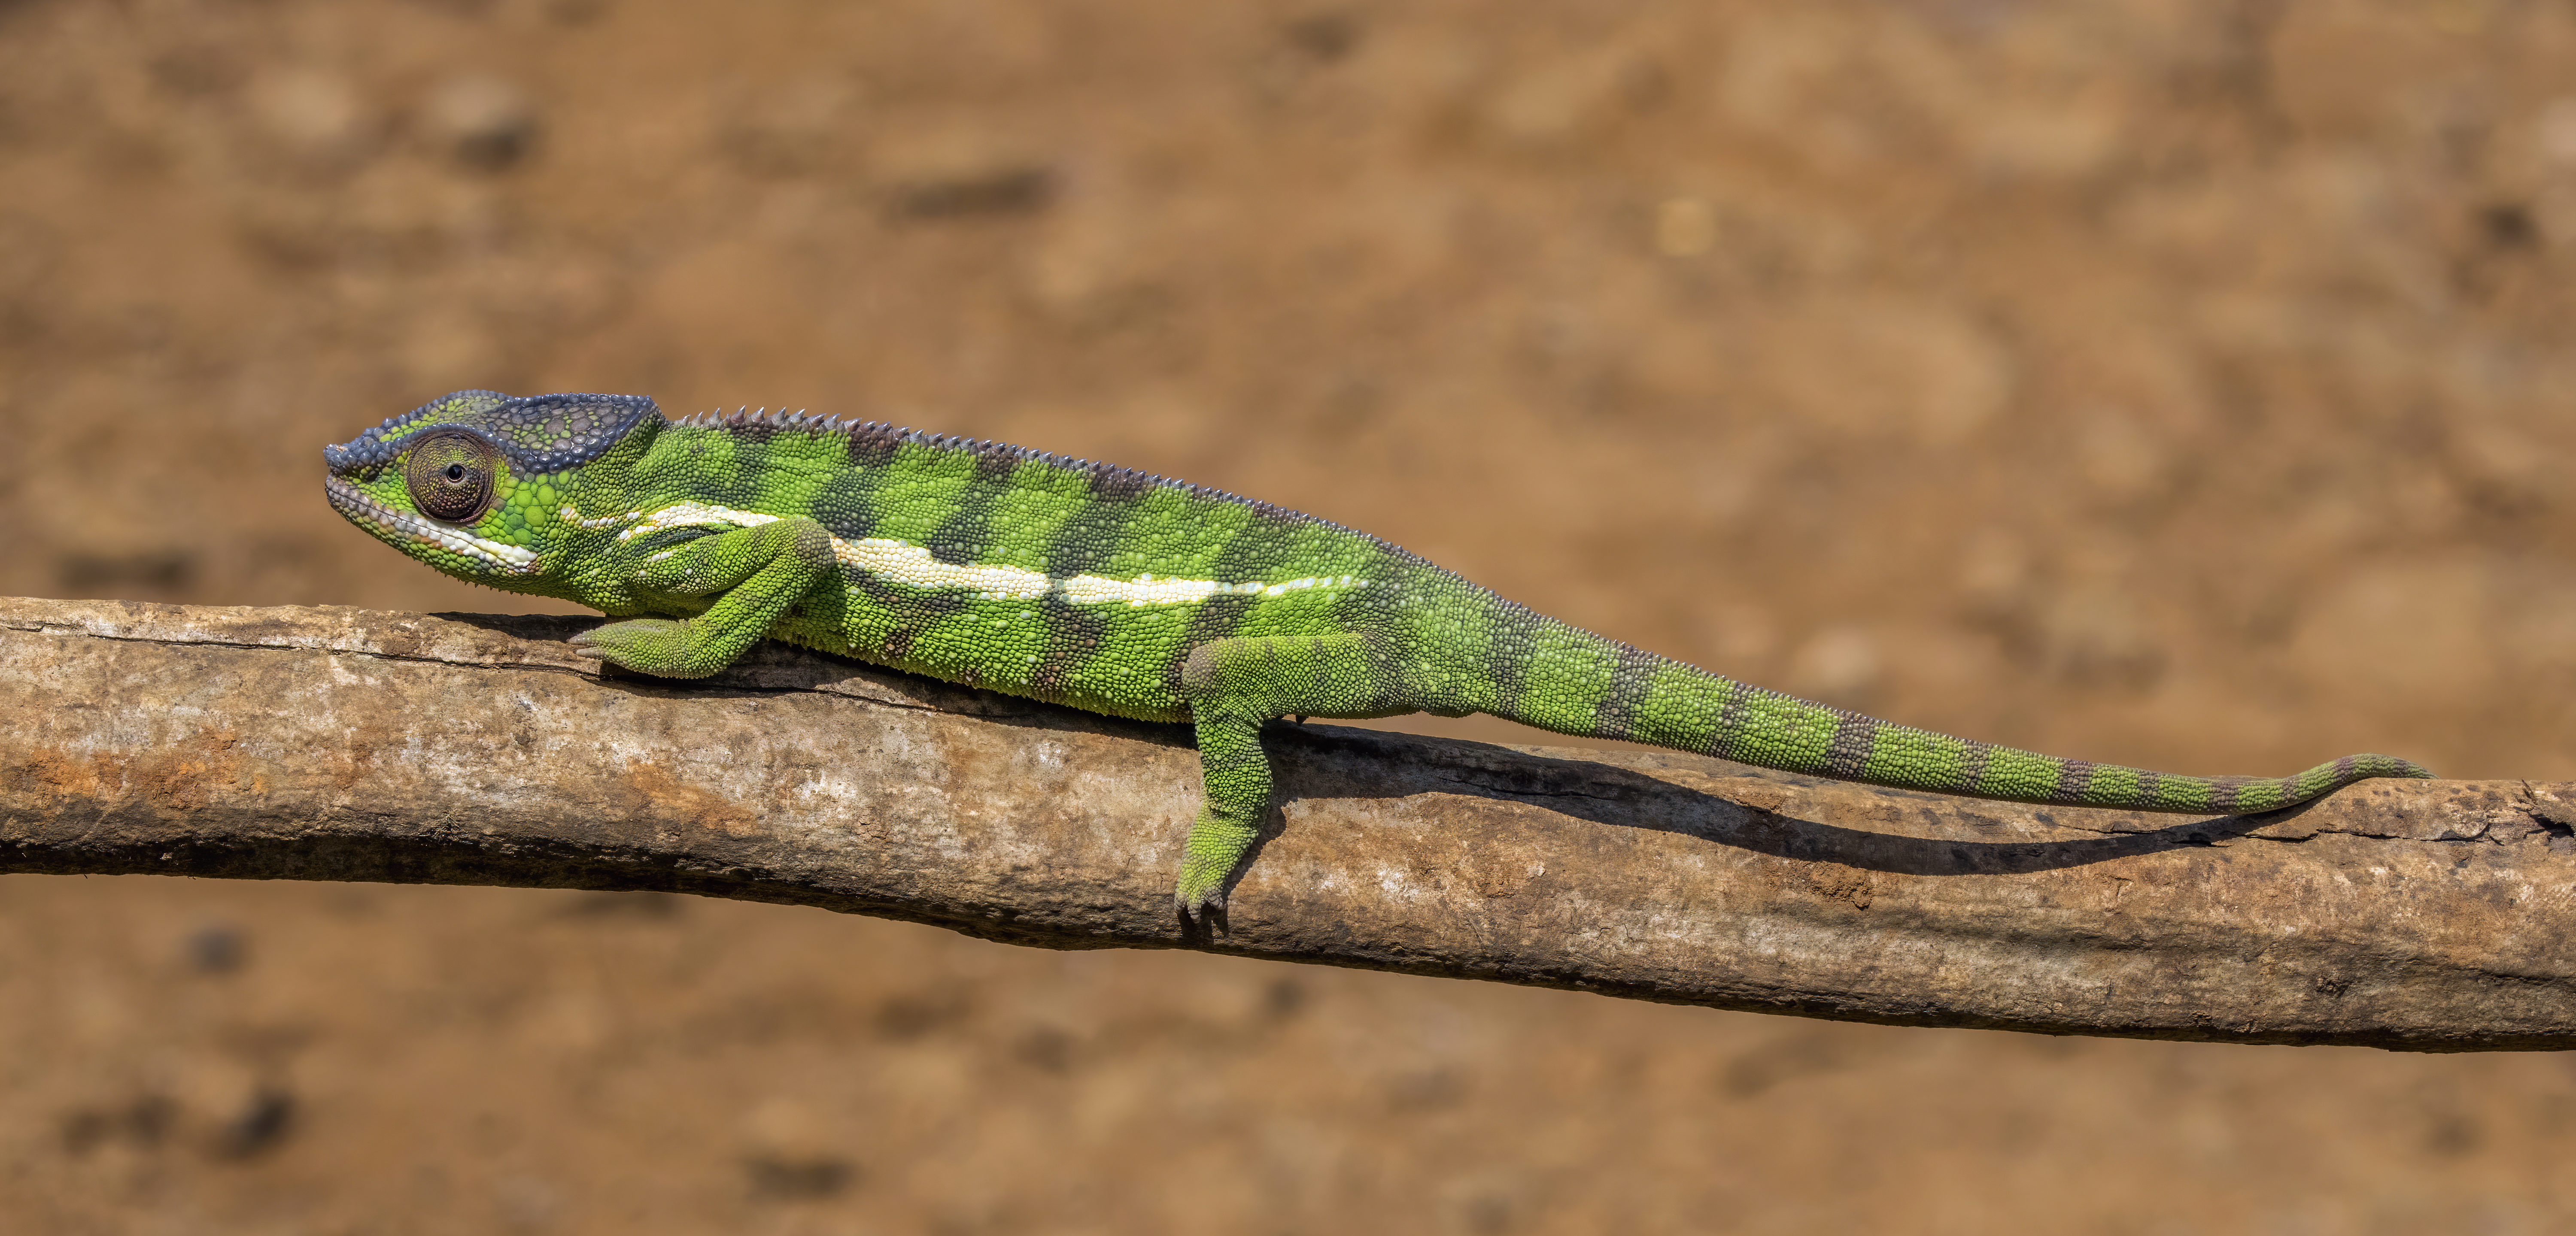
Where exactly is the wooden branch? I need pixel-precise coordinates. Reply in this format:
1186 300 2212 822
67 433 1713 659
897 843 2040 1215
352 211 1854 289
4 597 2571 1050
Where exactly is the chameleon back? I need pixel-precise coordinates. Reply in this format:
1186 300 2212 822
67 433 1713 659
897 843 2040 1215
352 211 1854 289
620 410 1433 724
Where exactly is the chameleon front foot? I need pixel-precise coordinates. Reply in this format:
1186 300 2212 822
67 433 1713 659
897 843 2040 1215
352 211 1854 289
1174 805 1261 923
568 618 729 679
571 517 838 679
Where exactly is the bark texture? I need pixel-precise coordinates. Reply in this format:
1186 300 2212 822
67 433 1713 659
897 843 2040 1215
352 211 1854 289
4 597 2571 1050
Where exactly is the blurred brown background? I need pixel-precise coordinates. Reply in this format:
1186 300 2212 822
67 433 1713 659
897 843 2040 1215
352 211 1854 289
6 0 2576 1231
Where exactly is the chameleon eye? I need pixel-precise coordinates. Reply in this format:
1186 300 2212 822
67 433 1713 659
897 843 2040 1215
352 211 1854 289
404 429 501 523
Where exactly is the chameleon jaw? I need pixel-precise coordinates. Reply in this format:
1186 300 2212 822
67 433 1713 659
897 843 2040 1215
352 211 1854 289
325 475 541 575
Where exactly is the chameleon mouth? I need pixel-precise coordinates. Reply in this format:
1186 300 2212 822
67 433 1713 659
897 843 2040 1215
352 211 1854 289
325 474 541 574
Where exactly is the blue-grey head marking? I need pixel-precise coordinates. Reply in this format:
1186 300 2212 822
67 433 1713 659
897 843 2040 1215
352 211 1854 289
325 391 660 476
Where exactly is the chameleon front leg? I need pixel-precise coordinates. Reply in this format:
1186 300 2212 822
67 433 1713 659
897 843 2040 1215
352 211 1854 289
570 517 837 678
1174 631 1389 918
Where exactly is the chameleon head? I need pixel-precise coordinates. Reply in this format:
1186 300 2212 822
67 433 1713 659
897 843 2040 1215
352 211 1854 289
323 390 658 587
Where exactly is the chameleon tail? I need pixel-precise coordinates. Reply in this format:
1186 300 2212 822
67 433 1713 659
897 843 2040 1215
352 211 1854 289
1478 611 2433 814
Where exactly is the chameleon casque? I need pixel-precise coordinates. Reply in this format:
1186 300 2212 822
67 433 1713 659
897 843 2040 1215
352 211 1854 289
326 390 2435 919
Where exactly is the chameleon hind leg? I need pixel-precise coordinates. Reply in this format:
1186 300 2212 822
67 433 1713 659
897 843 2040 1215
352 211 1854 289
570 517 837 678
1174 631 1391 918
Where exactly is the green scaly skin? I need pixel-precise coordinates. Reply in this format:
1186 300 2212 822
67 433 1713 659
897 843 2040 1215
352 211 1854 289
325 391 2437 920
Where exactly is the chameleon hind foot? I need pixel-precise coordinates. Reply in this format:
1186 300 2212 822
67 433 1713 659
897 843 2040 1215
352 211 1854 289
1174 805 1260 922
1171 632 1396 922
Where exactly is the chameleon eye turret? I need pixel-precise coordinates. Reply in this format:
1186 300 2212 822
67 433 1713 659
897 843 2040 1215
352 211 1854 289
403 429 501 523
326 390 658 583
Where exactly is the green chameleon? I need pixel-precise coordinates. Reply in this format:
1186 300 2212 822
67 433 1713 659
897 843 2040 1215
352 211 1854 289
326 391 2435 918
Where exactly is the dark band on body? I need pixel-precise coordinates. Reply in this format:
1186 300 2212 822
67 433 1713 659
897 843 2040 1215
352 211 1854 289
1953 739 1996 795
845 421 906 469
1483 603 1542 721
964 439 1022 484
1707 678 1756 762
1486 642 1529 720
809 467 890 543
1030 478 1147 692
844 566 969 666
1084 460 1157 501
708 427 777 510
1028 594 1108 696
1159 506 1283 692
1042 479 1142 579
922 466 1009 567
1589 641 1670 744
876 591 972 666
1168 595 1256 692
1824 712 1879 781
2054 759 2098 803
721 413 779 447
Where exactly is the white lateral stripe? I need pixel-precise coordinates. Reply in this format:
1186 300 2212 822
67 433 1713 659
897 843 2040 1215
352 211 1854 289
1260 576 1358 597
606 501 1368 606
617 501 778 540
837 538 1052 601
560 503 641 530
1062 573 1230 606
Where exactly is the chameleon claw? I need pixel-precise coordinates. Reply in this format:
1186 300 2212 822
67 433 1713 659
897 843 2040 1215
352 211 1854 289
1175 887 1222 916
1174 885 1228 939
1173 874 1228 921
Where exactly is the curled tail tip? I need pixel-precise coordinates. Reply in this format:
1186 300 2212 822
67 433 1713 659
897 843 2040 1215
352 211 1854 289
2218 752 2435 814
